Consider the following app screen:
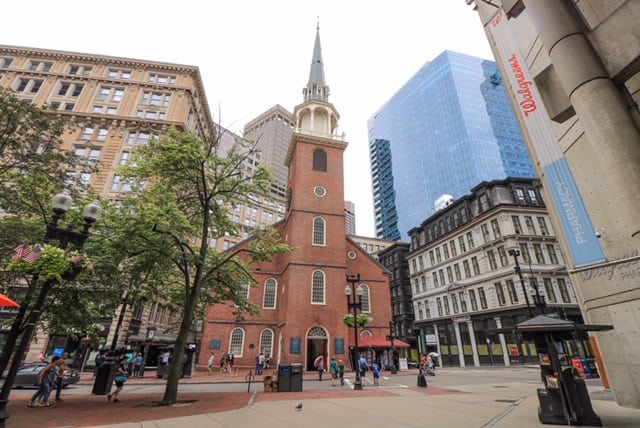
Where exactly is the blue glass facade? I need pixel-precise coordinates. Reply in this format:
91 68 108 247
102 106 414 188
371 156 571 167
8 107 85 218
368 50 535 240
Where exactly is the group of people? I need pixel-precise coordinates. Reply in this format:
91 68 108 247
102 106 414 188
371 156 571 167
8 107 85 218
420 352 439 375
254 350 271 375
27 353 70 408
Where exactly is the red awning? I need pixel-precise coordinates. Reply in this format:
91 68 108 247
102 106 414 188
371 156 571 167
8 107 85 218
349 336 410 348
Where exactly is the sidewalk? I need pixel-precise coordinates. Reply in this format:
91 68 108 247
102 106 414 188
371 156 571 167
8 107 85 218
7 368 640 428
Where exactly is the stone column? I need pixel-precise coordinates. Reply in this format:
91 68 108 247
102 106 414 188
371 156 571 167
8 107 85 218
453 322 465 368
467 321 480 367
495 317 510 367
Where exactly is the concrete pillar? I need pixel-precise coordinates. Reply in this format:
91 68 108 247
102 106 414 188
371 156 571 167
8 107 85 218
453 322 465 368
467 321 480 367
495 317 510 367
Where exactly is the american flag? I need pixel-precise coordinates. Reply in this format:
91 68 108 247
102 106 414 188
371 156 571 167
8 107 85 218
12 243 30 260
23 245 42 263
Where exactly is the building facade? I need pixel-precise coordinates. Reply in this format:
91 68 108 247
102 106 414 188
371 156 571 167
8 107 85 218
199 27 397 372
473 0 640 407
0 45 217 360
368 50 536 240
409 178 582 367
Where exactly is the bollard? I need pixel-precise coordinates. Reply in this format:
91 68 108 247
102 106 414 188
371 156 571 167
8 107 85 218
245 370 255 392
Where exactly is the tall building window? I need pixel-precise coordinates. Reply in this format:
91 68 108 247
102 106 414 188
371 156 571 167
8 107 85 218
312 149 327 171
478 287 488 309
446 266 453 283
237 278 250 299
544 278 557 303
311 270 325 304
0 57 13 68
519 243 531 264
533 244 545 264
495 283 506 306
312 216 325 246
506 279 518 304
148 73 177 84
15 78 43 93
546 244 559 264
432 272 438 288
435 248 441 263
141 91 172 107
491 219 501 238
487 250 498 270
127 131 153 146
462 260 471 278
511 215 522 234
421 276 427 292
471 257 480 275
360 284 371 312
454 264 461 280
449 240 457 256
459 292 467 312
263 278 277 309
259 329 274 355
524 216 536 234
515 188 526 204
451 294 459 314
106 68 131 79
28 60 52 72
443 296 450 315
469 289 478 311
557 278 571 303
436 298 443 316
537 217 549 235
481 224 490 243
528 189 539 205
425 300 431 318
229 328 244 357
458 236 466 253
57 82 84 97
466 232 475 249
68 64 93 76
98 86 124 102
498 246 508 267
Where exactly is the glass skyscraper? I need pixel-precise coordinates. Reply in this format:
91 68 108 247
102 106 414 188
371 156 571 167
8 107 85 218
368 50 535 240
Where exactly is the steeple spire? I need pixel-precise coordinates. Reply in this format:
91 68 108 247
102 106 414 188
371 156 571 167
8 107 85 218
303 20 329 103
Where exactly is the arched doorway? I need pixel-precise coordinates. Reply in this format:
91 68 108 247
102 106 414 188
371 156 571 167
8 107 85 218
306 326 328 371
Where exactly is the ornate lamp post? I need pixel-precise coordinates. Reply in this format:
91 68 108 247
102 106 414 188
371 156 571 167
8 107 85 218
508 249 533 316
0 194 101 428
344 274 363 390
387 321 397 374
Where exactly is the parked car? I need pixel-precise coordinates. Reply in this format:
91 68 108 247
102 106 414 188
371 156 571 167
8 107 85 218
2 362 81 389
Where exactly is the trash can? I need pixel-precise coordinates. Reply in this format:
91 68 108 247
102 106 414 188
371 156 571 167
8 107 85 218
277 364 291 392
290 363 303 392
92 361 116 395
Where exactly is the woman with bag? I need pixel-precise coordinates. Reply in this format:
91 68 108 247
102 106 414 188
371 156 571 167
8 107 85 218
108 356 129 403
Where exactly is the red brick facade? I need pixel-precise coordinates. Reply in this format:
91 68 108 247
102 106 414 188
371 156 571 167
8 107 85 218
199 132 392 372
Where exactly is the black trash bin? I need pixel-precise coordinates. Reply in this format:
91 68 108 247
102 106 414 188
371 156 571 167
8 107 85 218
278 364 292 392
290 363 303 391
92 361 116 395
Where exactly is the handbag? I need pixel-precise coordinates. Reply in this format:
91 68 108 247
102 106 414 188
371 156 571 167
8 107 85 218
115 374 128 383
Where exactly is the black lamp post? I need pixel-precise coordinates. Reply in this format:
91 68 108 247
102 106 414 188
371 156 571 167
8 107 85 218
508 249 533 316
344 274 363 390
387 321 397 374
0 194 101 428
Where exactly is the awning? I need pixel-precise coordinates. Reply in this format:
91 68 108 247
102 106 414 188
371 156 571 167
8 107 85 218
349 336 410 348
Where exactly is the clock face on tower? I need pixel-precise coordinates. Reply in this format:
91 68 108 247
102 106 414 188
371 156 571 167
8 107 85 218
313 186 326 197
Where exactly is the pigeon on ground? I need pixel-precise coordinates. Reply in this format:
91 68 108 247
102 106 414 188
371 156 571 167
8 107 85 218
295 402 303 411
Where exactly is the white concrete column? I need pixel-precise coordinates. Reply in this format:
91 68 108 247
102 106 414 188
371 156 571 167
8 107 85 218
466 321 480 367
453 322 465 368
495 317 510 367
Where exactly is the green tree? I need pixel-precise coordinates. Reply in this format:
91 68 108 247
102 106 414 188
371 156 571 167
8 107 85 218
0 88 96 375
120 126 289 405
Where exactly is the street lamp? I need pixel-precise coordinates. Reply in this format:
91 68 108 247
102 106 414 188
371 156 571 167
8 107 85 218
0 193 101 428
508 249 533 316
345 274 363 390
387 321 397 374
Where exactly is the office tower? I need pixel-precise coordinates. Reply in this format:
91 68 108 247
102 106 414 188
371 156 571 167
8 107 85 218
243 104 294 199
368 50 535 240
474 0 640 408
344 200 356 235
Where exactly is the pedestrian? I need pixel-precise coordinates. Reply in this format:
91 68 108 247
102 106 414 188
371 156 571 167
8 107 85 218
420 353 426 370
54 353 69 402
228 354 234 374
373 361 380 386
161 349 171 378
108 356 129 403
133 352 143 378
27 356 60 408
156 351 165 379
338 359 345 386
207 352 215 375
220 352 227 373
314 354 324 381
358 354 368 382
256 351 265 375
330 356 339 386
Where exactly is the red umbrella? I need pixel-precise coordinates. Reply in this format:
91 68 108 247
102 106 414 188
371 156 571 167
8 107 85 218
0 293 19 308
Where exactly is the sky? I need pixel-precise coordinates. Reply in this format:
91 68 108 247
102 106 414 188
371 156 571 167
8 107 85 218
2 1 494 237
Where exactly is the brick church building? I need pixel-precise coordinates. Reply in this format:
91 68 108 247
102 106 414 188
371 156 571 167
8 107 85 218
199 26 399 372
